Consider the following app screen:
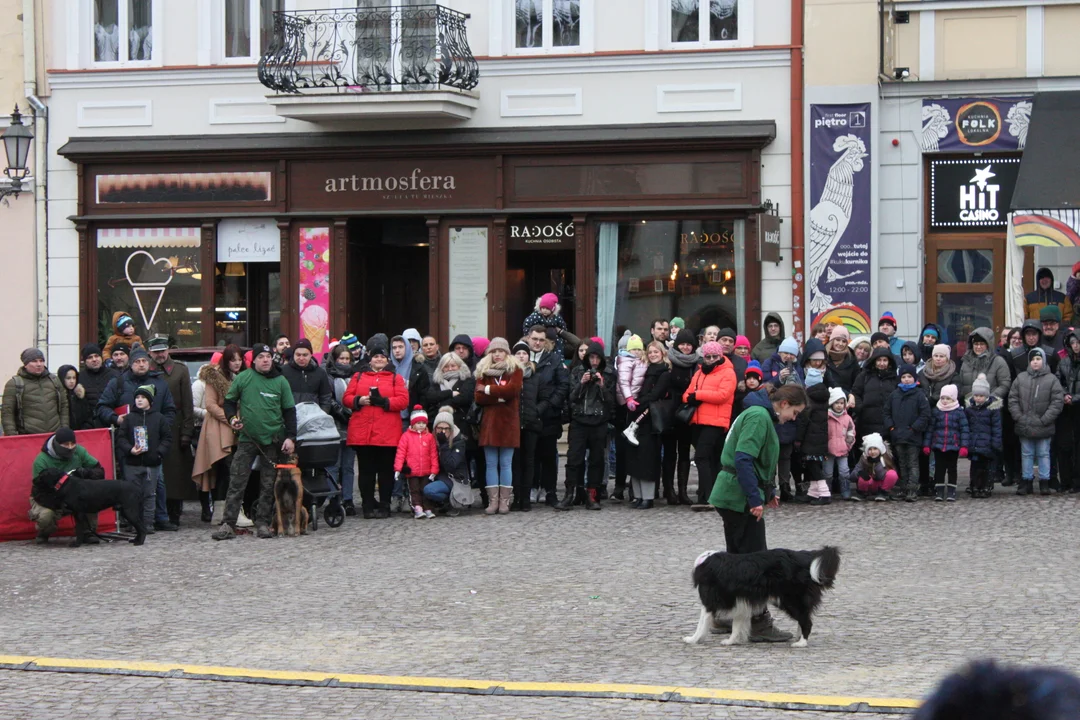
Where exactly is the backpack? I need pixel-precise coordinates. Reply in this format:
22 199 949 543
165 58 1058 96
12 373 63 433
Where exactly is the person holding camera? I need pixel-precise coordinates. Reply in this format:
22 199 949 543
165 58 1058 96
556 341 615 511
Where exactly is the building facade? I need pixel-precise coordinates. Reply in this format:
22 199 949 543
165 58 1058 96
43 0 800 366
805 0 1080 349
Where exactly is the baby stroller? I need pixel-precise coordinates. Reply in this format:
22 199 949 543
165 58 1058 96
295 402 345 529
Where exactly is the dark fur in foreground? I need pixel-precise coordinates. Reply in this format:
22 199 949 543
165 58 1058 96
31 468 147 546
271 465 308 537
915 661 1080 720
685 546 840 646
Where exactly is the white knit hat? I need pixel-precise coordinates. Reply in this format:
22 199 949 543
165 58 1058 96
862 432 887 456
409 405 428 426
828 387 847 407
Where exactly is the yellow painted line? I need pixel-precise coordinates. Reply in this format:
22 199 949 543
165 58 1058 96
0 654 919 711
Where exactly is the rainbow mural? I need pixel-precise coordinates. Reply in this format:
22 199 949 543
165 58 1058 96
811 304 872 335
1012 212 1080 248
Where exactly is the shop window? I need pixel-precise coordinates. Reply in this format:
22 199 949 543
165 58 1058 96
95 228 203 347
224 0 283 60
665 0 749 48
93 0 153 63
513 0 583 53
595 220 745 349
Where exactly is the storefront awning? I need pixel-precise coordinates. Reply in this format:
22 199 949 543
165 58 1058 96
1010 91 1080 214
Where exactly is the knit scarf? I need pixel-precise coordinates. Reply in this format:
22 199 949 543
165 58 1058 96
898 382 917 391
668 347 698 369
521 363 534 379
937 395 959 411
482 361 509 378
922 359 956 383
828 348 849 365
828 408 847 420
805 367 824 387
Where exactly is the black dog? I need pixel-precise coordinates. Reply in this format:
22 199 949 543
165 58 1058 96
684 546 840 647
32 468 147 546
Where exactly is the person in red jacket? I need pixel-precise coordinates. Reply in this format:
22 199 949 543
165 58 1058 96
343 341 409 519
395 405 440 519
683 340 737 510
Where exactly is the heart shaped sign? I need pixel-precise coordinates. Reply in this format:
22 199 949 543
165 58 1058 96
125 250 175 288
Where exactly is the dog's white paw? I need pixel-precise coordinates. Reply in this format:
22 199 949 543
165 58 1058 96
791 638 808 648
683 636 699 645
720 637 740 646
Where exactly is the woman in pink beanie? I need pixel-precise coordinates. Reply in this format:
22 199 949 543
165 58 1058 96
522 292 570 358
734 335 752 358
471 336 490 357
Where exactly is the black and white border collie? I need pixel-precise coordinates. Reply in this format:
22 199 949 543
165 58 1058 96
683 546 841 648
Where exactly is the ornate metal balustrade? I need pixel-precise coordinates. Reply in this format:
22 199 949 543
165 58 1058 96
258 6 479 94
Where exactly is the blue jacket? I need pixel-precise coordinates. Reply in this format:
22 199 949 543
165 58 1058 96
883 384 930 446
763 351 803 388
888 336 906 358
964 396 1002 458
743 387 797 444
96 368 176 430
923 405 970 452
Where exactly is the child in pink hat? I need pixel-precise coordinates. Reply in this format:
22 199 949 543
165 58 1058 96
521 292 570 358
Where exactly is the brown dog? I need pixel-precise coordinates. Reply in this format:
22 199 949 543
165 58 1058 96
271 460 308 537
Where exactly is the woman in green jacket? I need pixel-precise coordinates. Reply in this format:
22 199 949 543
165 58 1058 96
708 383 807 641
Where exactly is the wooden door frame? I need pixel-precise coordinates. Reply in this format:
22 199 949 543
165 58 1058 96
924 233 1005 333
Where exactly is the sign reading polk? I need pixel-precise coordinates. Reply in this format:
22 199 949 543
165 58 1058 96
288 158 497 211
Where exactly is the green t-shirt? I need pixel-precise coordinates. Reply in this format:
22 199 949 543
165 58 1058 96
708 405 779 513
32 445 101 478
224 369 295 446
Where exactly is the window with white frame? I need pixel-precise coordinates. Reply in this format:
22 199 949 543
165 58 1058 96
514 0 581 52
224 0 284 60
93 0 153 63
667 0 743 46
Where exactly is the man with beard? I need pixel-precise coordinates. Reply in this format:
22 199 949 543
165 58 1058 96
418 336 441 380
1040 305 1066 353
650 319 670 346
109 343 131 371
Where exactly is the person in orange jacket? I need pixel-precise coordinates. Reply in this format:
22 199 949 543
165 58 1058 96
683 340 737 509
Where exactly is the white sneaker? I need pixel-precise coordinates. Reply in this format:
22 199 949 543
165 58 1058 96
529 489 538 504
236 508 254 528
424 509 436 519
413 505 425 519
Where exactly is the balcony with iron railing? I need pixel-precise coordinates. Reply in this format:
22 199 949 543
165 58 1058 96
258 5 480 122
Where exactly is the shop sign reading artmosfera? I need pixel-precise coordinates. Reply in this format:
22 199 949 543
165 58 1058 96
288 158 497 211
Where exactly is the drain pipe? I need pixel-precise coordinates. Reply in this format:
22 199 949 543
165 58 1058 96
789 0 805 342
24 0 48 357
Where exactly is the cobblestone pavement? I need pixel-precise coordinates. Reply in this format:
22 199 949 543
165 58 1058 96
2 466 1078 719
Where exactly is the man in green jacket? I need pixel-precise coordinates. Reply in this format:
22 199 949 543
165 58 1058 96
30 427 105 543
708 385 807 642
212 343 297 541
2 348 68 436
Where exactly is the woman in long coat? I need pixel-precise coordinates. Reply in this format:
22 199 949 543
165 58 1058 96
473 337 523 515
192 346 245 522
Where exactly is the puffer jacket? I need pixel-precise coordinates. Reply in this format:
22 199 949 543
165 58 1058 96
683 356 737 429
958 327 1012 399
884 384 931 446
1012 320 1060 375
394 427 439 476
424 365 475 432
95 367 175 429
522 300 569 358
796 383 830 456
964 395 1002 458
751 312 786 363
1025 267 1073 323
763 352 803 387
1009 363 1065 439
850 452 895 484
615 354 647 406
827 409 856 457
280 359 335 414
1056 330 1080 397
900 340 922 373
825 349 861 395
435 427 468 484
519 363 542 433
343 370 409 447
1 367 69 436
79 364 118 417
924 406 970 452
851 347 898 438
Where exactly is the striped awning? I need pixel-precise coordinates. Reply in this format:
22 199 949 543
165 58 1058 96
97 227 201 248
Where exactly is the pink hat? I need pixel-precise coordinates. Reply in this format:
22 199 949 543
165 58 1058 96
830 325 851 342
735 335 751 349
209 351 223 366
589 336 605 351
701 341 724 357
539 293 559 311
471 336 490 356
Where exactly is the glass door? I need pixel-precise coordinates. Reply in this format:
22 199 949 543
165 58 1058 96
925 235 1005 357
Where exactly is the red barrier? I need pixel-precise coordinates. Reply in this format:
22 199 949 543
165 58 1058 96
0 429 117 542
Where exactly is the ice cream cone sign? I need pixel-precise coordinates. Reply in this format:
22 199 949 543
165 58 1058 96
125 250 174 332
301 304 328 354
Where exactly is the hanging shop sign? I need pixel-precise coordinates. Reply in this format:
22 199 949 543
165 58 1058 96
288 158 497 211
757 212 781 263
920 97 1033 153
217 218 280 262
808 103 873 334
507 218 575 250
929 157 1021 230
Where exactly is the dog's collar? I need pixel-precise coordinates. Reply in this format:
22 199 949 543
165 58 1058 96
275 464 298 470
54 473 70 491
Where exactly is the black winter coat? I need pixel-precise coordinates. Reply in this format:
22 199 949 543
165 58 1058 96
883 386 931 446
796 384 830 457
436 429 469 484
851 348 898 438
519 366 542 433
964 396 1002 458
115 406 172 467
569 343 614 425
826 350 861 395
79 364 118 421
630 362 671 434
96 369 175 430
280 360 335 414
425 373 475 433
533 350 570 436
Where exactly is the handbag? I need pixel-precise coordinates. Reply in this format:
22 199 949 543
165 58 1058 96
465 402 483 429
650 398 674 434
674 400 699 425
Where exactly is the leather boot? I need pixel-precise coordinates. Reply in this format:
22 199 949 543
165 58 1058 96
199 491 212 522
792 482 812 504
676 476 692 505
554 486 576 511
586 487 602 510
498 486 512 514
749 610 793 643
485 487 499 515
1039 480 1051 496
662 477 678 505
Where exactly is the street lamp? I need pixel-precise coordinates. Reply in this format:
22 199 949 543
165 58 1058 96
1 105 34 201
